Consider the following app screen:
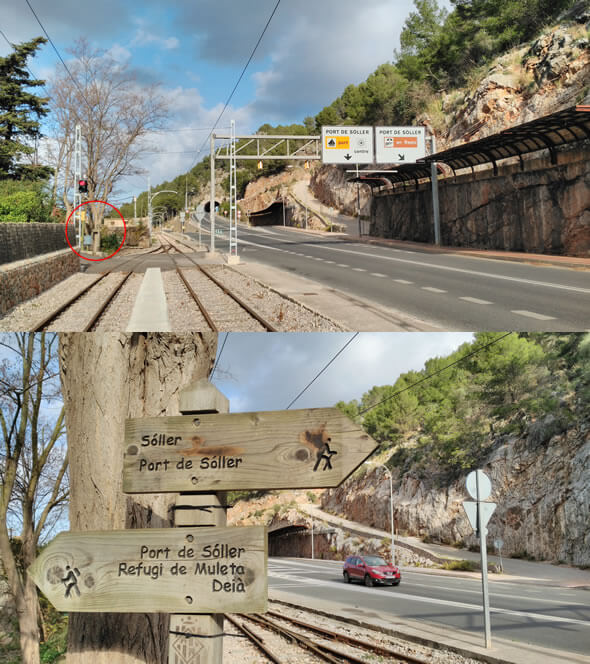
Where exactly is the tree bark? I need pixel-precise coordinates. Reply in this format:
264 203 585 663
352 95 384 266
58 333 217 664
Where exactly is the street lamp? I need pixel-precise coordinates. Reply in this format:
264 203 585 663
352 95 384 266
364 461 395 566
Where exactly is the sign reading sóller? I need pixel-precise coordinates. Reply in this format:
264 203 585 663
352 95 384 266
375 126 426 164
322 126 374 164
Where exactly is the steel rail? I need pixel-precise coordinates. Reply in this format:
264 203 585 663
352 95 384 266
239 613 356 664
224 614 283 664
197 264 278 331
32 273 109 331
84 271 133 331
175 267 219 332
265 610 432 664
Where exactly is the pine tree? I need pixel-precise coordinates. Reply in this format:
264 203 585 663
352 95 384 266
0 36 52 180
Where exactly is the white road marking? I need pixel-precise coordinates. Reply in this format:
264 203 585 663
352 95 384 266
422 287 447 293
324 260 335 264
371 272 387 278
267 571 590 626
393 279 413 284
294 244 590 295
460 297 492 304
352 268 367 272
336 263 349 268
511 310 557 320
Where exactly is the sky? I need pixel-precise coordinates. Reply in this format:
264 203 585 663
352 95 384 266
210 332 474 412
0 0 449 199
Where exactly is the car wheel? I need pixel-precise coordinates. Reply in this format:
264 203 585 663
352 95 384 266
344 571 351 584
393 580 400 586
364 574 374 587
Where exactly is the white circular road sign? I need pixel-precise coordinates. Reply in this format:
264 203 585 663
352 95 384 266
466 469 492 500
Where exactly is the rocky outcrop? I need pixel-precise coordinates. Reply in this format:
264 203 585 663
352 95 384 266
309 165 371 217
321 415 590 566
371 146 590 256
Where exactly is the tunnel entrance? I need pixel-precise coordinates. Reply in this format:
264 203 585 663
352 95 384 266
203 200 221 213
248 201 285 226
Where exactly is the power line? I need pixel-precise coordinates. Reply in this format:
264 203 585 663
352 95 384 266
286 333 360 410
190 0 282 167
357 332 514 417
211 333 230 378
23 0 93 112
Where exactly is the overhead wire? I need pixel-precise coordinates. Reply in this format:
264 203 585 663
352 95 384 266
211 333 230 378
23 0 93 112
286 333 360 410
357 332 514 416
189 0 282 168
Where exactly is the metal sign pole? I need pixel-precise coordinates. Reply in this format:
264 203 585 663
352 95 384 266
477 471 492 649
311 518 314 560
430 135 441 246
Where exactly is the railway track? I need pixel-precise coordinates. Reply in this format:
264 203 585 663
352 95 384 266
225 607 433 664
9 232 336 332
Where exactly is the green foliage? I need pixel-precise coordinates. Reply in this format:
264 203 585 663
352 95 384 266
442 559 479 572
226 489 270 505
100 230 122 253
312 0 578 131
0 36 53 181
339 333 583 481
0 179 53 222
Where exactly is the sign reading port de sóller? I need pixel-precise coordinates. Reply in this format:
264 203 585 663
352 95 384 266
375 126 426 164
322 126 374 164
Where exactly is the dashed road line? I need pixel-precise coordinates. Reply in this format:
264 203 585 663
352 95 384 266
370 272 387 278
393 279 413 284
460 297 492 304
422 287 447 293
352 267 367 272
511 310 556 320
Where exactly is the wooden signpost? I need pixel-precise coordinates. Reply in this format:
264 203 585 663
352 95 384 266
123 408 378 493
29 378 379 664
27 526 267 614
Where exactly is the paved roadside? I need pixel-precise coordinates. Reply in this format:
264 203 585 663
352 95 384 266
290 179 590 270
300 504 590 589
270 588 590 664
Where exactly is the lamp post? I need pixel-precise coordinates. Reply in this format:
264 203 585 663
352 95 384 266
365 461 395 566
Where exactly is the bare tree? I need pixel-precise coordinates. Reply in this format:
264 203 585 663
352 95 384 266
49 39 169 252
0 333 68 664
59 332 217 663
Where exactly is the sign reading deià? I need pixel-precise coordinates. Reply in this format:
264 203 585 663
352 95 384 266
28 527 267 613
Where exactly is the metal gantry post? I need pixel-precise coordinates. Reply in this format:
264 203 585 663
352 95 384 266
430 135 441 246
476 471 492 649
74 124 82 248
210 133 216 253
229 120 238 257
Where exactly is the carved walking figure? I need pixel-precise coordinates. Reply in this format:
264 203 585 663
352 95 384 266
62 565 81 598
313 442 338 471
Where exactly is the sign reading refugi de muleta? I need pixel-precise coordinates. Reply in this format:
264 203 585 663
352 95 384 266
27 526 267 613
322 126 374 164
375 126 426 164
123 407 378 493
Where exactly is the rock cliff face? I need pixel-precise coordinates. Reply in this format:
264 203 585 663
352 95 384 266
321 415 590 566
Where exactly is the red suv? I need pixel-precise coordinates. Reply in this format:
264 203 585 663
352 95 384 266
343 554 401 587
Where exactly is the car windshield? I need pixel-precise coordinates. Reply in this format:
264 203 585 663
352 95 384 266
364 556 387 566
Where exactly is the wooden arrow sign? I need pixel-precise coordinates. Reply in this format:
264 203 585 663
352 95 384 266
123 407 378 493
28 526 266 613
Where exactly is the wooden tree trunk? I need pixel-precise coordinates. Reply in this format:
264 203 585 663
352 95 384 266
58 332 217 664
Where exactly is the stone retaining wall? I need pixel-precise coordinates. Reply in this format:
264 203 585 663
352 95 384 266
371 146 590 256
0 250 80 315
0 223 75 265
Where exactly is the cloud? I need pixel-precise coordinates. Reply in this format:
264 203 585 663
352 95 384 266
211 333 474 413
130 21 180 51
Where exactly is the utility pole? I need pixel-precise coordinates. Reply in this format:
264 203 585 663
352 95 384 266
74 124 82 248
133 196 137 225
228 119 237 258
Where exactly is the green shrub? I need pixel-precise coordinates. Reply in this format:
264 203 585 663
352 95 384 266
0 180 53 222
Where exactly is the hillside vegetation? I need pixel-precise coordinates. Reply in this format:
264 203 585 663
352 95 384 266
337 333 590 483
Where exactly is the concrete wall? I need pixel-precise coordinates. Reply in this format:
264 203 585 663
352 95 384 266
0 250 80 315
371 147 590 256
0 223 76 265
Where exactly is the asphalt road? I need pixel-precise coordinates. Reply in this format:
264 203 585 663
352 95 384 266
268 557 590 656
189 216 590 331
